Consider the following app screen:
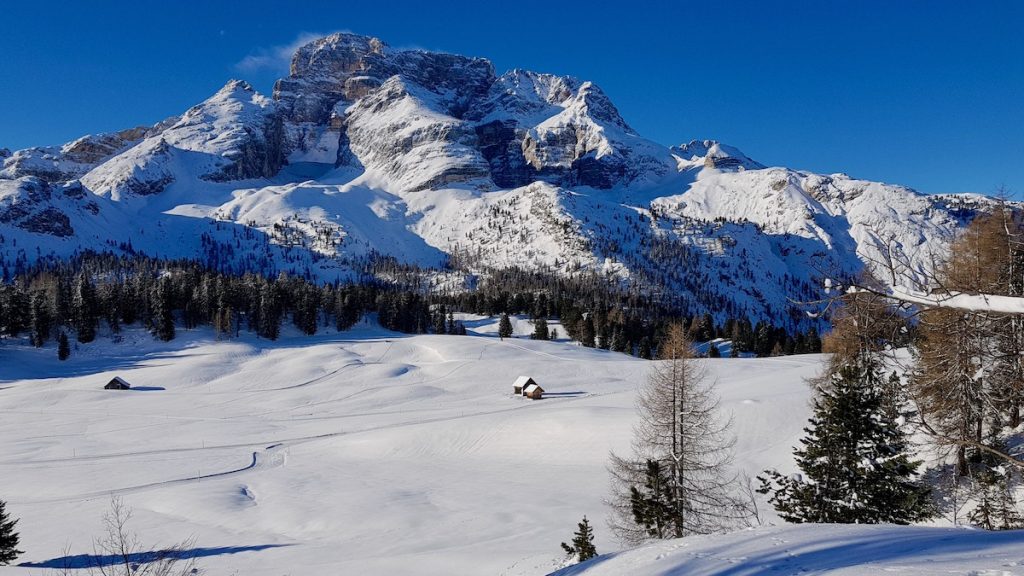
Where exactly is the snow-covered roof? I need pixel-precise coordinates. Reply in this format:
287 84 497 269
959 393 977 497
513 376 535 387
523 383 542 393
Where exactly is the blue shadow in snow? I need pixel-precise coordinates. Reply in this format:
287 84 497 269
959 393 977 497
20 544 291 569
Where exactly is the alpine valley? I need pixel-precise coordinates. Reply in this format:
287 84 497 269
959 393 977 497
0 32 998 324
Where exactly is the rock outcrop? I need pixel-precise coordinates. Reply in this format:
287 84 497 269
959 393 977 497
272 33 672 189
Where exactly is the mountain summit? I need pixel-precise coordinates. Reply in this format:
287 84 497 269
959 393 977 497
0 33 995 324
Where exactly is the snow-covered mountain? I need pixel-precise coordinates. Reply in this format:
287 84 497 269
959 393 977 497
0 32 996 323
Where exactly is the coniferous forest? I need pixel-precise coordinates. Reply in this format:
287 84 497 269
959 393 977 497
0 251 822 360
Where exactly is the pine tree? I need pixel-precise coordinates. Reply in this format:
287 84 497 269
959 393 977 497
806 326 822 353
258 281 281 340
968 425 1024 530
560 515 598 563
579 315 596 348
0 499 21 565
57 331 70 361
628 460 675 539
758 359 934 524
73 274 99 343
29 291 50 348
153 279 176 342
531 316 550 340
707 343 721 358
498 313 513 340
638 336 652 359
611 328 628 353
433 307 447 334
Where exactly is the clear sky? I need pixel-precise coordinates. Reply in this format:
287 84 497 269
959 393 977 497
1 1 1021 196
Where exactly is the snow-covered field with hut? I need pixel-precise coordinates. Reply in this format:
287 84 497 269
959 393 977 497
1 319 1022 575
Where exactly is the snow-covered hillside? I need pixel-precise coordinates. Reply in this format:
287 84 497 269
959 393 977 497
1 325 1020 575
0 32 1002 322
0 322 822 575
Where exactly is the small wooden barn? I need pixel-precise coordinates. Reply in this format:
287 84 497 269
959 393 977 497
523 382 544 400
513 376 536 395
104 376 131 390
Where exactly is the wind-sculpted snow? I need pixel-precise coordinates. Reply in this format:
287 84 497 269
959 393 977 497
0 32 1002 324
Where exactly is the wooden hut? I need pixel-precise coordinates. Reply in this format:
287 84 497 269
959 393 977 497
523 382 544 400
512 376 536 395
104 376 131 390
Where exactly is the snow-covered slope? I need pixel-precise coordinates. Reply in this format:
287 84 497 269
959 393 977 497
0 323 815 575
0 32 1000 322
81 80 284 202
1 325 1020 575
550 523 1024 576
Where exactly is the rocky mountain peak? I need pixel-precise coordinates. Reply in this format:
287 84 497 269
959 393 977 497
288 33 388 82
215 79 258 98
672 140 764 171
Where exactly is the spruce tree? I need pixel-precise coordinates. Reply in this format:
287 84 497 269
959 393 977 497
560 515 598 563
0 499 21 565
579 315 596 348
968 425 1024 530
531 316 550 340
498 313 513 340
30 292 51 348
638 336 652 359
433 307 447 334
611 328 628 352
73 274 99 343
707 343 721 358
153 279 176 342
758 359 934 524
57 331 70 361
258 281 281 340
628 460 675 539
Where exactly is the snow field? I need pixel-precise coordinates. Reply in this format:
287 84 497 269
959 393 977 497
0 321 822 575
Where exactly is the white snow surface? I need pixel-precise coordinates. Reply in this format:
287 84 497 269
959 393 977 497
0 322 816 575
1 323 1021 574
551 523 1024 576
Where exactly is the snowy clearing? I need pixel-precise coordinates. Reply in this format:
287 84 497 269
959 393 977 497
0 322 1019 574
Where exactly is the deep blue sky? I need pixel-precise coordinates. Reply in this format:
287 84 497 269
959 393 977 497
1 1 1021 195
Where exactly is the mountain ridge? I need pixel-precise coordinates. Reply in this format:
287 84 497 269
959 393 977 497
0 32 1001 326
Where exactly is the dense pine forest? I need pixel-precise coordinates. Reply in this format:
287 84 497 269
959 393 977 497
0 251 822 360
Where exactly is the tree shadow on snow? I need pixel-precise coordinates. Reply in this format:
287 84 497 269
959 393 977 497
20 544 291 569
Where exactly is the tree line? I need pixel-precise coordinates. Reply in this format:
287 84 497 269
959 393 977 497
0 251 822 360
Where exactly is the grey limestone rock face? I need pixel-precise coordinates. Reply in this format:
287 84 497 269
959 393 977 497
272 33 669 190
